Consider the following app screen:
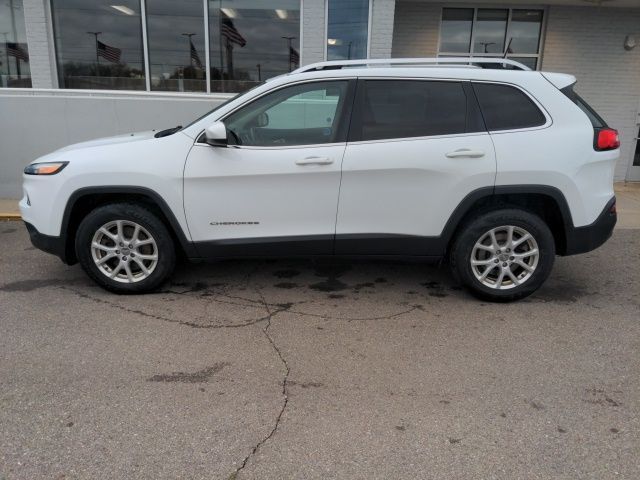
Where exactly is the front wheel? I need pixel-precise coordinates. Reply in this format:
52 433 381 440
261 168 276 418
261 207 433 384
75 203 176 293
450 209 555 302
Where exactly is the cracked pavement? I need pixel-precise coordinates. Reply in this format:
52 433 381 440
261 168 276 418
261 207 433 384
1 223 639 479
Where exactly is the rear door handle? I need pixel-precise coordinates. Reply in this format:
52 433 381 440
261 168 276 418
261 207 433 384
445 149 485 159
295 156 334 165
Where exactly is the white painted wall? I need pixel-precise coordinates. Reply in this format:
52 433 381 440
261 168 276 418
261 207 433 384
0 90 229 198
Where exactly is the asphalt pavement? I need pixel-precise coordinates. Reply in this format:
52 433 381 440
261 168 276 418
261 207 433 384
1 223 639 479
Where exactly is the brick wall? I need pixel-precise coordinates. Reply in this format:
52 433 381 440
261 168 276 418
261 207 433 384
301 0 326 65
369 0 396 59
391 2 440 58
542 6 640 181
23 0 56 88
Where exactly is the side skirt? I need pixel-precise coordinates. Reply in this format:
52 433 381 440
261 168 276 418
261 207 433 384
191 233 447 260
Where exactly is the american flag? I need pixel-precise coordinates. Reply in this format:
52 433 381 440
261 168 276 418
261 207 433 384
221 17 246 47
6 42 29 62
97 40 121 63
289 46 299 66
190 40 203 69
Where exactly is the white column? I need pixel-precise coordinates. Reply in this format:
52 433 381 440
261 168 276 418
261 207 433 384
22 0 57 88
300 0 326 65
369 0 396 59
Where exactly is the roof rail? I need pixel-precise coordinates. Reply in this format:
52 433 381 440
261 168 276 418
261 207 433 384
291 57 531 74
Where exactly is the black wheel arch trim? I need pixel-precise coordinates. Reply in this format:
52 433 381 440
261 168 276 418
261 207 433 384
437 184 574 253
60 186 199 263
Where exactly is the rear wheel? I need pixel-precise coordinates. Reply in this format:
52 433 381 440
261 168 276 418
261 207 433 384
75 203 176 293
450 209 555 302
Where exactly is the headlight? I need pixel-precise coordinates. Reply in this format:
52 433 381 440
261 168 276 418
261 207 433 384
24 162 68 175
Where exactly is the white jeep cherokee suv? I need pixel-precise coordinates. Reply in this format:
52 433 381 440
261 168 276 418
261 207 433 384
20 58 619 301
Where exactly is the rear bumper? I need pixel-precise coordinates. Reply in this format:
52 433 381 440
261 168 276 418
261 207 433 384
24 221 71 264
563 196 617 256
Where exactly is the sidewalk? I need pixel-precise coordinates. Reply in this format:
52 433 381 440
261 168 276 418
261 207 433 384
2 182 640 226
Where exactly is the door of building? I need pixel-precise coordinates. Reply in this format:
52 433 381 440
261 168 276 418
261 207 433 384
627 104 640 181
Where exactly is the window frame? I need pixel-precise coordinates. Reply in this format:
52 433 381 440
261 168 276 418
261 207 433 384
324 0 373 61
436 6 548 71
347 78 486 144
197 78 357 149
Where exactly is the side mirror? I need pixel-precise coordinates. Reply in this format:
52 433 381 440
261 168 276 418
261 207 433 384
204 121 228 147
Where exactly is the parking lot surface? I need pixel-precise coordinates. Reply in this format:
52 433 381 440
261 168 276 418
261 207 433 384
1 223 639 479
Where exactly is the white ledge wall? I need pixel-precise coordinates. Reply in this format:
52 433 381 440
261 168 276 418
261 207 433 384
0 89 230 198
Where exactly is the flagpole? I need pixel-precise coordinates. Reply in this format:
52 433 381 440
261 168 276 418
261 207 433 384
9 0 20 77
1 32 10 79
218 1 225 92
181 33 196 68
87 31 102 76
282 36 295 73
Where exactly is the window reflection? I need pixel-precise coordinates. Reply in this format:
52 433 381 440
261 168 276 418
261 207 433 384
208 0 300 93
0 0 31 88
327 0 369 60
473 9 508 54
52 0 145 90
508 10 543 54
146 0 206 92
440 8 473 54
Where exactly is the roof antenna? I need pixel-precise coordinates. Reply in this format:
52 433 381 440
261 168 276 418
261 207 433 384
503 38 513 59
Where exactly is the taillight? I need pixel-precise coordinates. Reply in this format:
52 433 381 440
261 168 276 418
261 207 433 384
595 128 620 151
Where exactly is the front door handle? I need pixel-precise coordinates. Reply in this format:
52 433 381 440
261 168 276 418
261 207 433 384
296 156 334 165
445 149 485 159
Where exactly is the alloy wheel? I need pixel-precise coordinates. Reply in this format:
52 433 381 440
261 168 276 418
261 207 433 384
470 225 539 290
90 220 158 283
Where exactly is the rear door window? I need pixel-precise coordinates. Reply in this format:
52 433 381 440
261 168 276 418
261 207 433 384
351 80 482 142
472 82 546 131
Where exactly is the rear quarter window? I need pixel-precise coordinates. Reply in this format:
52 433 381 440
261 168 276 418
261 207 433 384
473 83 547 131
560 85 606 128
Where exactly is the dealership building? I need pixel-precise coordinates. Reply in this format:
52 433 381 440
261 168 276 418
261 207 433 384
1 0 639 197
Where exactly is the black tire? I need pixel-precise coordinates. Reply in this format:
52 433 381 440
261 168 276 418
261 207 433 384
75 203 176 294
449 208 555 302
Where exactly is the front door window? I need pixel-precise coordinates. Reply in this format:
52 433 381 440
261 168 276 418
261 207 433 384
224 81 350 147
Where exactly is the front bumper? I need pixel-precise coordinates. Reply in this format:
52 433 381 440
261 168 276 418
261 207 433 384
24 221 71 264
563 196 617 256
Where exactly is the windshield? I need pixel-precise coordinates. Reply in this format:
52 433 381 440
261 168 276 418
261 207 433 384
182 83 265 130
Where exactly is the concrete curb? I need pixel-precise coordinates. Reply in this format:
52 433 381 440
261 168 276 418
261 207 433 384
0 214 21 221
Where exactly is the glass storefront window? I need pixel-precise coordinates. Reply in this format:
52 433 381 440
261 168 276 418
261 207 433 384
473 9 508 54
327 0 369 61
438 8 544 70
440 8 473 54
509 10 543 54
146 0 206 92
51 0 300 93
208 0 300 93
0 0 32 88
52 0 146 90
